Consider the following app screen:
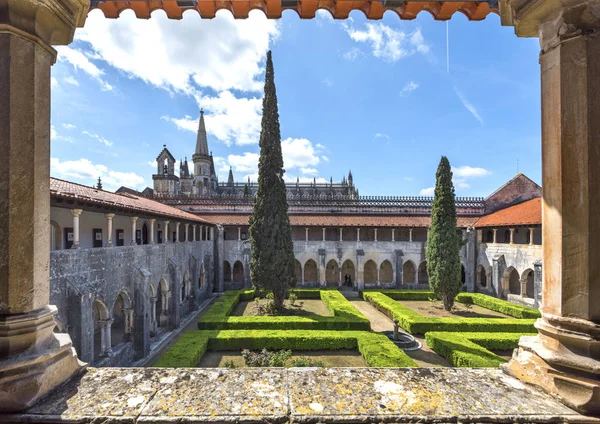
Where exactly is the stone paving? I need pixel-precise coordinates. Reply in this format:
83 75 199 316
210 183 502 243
2 367 594 423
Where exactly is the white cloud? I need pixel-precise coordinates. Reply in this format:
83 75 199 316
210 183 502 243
281 137 320 169
454 87 483 125
63 123 76 129
285 175 328 184
148 160 158 168
51 77 58 88
64 76 79 86
321 155 330 162
51 125 73 143
51 157 146 191
162 91 262 146
227 152 260 173
344 24 430 63
83 131 113 147
300 167 318 175
56 46 113 91
419 187 434 196
375 133 390 139
343 47 362 61
322 78 333 87
400 81 419 96
452 166 491 178
75 9 279 94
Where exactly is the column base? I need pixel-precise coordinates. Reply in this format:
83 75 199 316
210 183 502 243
504 315 600 415
0 306 86 412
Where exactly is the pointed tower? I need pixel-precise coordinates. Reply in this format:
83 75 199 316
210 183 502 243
227 167 235 187
192 109 213 195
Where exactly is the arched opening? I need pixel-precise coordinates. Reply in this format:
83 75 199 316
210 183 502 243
157 278 168 328
295 260 302 285
50 220 61 250
92 299 109 362
223 261 232 283
142 223 148 245
418 261 428 285
364 260 377 284
504 229 511 243
342 260 355 287
199 264 205 288
304 259 318 283
233 261 244 283
461 264 466 284
111 291 132 348
181 270 190 302
506 267 520 295
325 259 339 286
403 261 416 284
484 230 493 243
379 260 393 284
477 265 487 287
522 269 534 298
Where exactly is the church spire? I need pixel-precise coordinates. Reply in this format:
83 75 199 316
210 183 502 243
227 166 234 186
195 108 209 156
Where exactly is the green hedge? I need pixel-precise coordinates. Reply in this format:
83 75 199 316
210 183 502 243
363 292 537 335
360 290 435 301
198 290 370 331
425 332 536 367
455 293 541 319
154 330 417 368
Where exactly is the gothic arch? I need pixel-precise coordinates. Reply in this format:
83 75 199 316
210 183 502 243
294 259 302 285
403 260 416 284
379 260 393 284
233 261 244 283
181 269 191 302
418 261 428 285
522 268 534 298
364 260 377 284
111 291 132 348
304 259 318 283
477 264 487 287
157 278 169 328
342 259 355 285
92 299 109 361
504 266 520 295
223 261 232 283
325 259 339 286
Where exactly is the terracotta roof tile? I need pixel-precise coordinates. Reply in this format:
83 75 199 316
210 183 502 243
199 214 478 228
50 178 213 224
475 198 541 228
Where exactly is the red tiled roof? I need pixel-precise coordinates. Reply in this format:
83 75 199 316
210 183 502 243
199 214 479 228
475 198 541 228
50 178 213 224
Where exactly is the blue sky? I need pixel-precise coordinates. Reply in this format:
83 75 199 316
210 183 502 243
50 9 541 196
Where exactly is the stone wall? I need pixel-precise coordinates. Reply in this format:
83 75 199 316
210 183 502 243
50 240 215 366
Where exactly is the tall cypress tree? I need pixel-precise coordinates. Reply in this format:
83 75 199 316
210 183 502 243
426 156 462 311
249 51 295 309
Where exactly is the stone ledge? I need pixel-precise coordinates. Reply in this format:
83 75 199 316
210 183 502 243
0 367 595 423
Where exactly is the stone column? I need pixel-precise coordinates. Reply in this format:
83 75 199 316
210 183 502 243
99 319 113 357
210 226 214 241
520 278 528 298
164 221 170 244
70 209 83 249
175 223 180 243
392 228 395 242
357 228 361 243
0 0 88 410
509 228 515 244
409 228 413 242
502 0 600 413
339 227 343 242
374 228 378 242
493 228 497 243
191 225 196 242
238 226 241 241
130 216 138 245
305 227 309 242
150 297 158 336
356 250 365 290
105 213 115 247
184 223 189 242
318 249 326 287
528 227 535 245
149 219 156 244
322 227 326 242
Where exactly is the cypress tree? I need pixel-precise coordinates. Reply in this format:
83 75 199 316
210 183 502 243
249 51 295 309
426 156 462 311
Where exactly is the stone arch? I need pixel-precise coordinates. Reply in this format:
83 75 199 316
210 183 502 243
325 259 339 286
304 259 318 283
223 261 232 283
50 220 61 250
484 229 493 243
504 267 520 295
92 299 109 361
295 259 302 285
379 260 393 284
364 260 377 284
233 261 244 283
477 264 487 287
111 291 132 348
342 260 355 286
181 269 190 302
418 261 428 285
522 268 534 298
157 278 169 328
403 260 416 284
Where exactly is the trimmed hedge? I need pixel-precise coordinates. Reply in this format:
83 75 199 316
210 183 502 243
360 289 434 301
198 290 370 330
455 293 541 319
363 292 537 335
154 330 417 368
425 332 536 367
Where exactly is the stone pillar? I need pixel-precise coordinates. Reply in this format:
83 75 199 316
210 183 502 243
409 228 413 242
210 226 214 241
164 221 170 244
99 319 113 357
131 216 138 245
105 213 115 247
191 225 196 242
148 219 156 244
150 297 158 336
322 227 326 242
533 259 543 307
301 264 305 285
509 228 515 244
357 228 361 243
374 228 378 242
0 0 88 410
238 226 241 241
356 250 365 290
502 0 600 413
305 227 309 242
493 228 497 243
184 223 189 242
528 227 535 245
318 249 326 287
339 227 343 242
392 228 395 242
520 278 528 298
175 222 180 243
395 250 403 288
70 209 83 249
